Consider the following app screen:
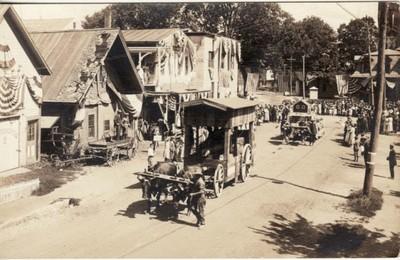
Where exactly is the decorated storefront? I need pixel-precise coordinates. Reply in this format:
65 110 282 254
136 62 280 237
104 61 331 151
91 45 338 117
31 28 143 152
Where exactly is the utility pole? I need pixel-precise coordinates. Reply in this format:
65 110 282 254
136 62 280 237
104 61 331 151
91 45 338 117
366 17 374 107
288 57 296 95
363 2 388 196
302 55 306 99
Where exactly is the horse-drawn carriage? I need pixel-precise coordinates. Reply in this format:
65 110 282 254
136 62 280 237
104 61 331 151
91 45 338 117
136 98 258 205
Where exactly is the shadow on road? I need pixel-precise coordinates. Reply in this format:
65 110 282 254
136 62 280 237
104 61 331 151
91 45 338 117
117 200 197 227
331 138 345 145
252 175 348 199
268 140 283 146
116 200 148 218
125 182 142 189
249 213 400 257
374 174 391 179
390 190 400 197
345 162 365 169
270 135 283 141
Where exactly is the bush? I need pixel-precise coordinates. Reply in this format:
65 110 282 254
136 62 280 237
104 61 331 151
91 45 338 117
346 188 383 217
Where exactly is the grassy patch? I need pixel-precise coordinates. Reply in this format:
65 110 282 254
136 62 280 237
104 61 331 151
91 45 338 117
30 163 85 196
346 188 383 217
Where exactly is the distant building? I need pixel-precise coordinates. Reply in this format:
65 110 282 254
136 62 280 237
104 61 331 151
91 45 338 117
351 48 400 101
0 5 51 172
30 28 143 150
24 17 81 32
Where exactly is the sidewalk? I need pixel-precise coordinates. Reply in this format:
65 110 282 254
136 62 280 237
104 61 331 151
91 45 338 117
0 140 165 229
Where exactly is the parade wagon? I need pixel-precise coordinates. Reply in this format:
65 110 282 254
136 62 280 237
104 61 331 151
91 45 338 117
136 98 258 199
287 100 325 142
182 97 258 197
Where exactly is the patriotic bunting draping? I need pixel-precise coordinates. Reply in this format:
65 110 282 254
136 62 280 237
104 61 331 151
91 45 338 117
168 95 176 111
0 73 25 116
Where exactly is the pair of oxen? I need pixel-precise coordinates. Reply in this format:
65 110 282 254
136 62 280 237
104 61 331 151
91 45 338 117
138 162 196 214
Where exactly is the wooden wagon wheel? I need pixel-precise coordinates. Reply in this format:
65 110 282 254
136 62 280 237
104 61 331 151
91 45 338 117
240 144 252 182
213 164 225 198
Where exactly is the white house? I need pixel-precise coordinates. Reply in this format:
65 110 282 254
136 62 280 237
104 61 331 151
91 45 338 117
0 5 51 173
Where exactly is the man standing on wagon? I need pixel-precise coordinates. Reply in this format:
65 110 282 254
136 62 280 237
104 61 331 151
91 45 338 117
189 169 206 228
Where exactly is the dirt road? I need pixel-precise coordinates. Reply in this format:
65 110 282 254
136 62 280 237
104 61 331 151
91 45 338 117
0 116 399 257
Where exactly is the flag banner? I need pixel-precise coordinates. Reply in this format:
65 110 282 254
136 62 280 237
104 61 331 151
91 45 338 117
336 74 349 96
348 78 363 94
246 73 259 95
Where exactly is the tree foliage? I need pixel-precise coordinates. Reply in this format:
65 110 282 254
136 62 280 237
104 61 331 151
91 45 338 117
82 3 183 29
82 3 344 74
337 16 378 73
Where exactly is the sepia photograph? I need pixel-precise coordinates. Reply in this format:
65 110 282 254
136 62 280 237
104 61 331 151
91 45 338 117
0 1 399 257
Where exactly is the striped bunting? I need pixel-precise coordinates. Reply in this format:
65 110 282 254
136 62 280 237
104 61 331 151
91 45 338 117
0 74 25 116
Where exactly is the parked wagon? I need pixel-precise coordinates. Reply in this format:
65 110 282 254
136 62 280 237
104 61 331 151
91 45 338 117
87 137 137 166
42 127 89 167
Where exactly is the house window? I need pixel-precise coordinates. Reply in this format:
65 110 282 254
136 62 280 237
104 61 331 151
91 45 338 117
208 51 214 68
185 56 189 75
104 120 110 131
88 114 95 137
27 122 35 141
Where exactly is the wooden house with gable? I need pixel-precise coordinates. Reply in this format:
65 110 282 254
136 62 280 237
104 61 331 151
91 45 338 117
30 28 144 151
0 5 51 172
351 48 400 101
122 28 209 129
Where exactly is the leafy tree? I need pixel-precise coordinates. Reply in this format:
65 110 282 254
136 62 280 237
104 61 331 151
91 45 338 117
82 3 339 75
295 16 338 75
82 3 183 29
337 16 378 73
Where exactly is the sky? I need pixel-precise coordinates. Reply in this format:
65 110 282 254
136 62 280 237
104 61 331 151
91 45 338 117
14 2 378 31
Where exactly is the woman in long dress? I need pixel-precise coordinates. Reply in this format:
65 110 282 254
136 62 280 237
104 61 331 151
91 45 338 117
387 116 393 133
264 105 270 122
348 125 355 147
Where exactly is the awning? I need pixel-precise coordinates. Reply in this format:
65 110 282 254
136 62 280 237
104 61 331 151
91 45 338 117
41 116 60 128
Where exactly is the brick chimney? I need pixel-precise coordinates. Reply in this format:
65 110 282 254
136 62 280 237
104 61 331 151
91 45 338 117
104 6 112 28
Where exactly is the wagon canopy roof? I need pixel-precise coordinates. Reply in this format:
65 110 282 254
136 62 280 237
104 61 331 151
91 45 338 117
183 97 258 111
0 4 51 75
30 28 143 102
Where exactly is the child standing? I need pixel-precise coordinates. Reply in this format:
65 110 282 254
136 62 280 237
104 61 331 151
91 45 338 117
353 136 360 162
147 143 155 171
